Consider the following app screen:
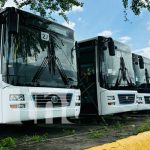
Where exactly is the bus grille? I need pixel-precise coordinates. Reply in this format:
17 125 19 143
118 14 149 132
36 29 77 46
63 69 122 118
118 94 135 104
144 96 150 104
32 93 73 108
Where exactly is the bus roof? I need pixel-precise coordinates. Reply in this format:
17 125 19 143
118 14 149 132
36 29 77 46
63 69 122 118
78 36 132 53
133 53 150 65
0 7 74 32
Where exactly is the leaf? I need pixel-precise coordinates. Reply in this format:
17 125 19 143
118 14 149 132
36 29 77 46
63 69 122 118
0 0 83 21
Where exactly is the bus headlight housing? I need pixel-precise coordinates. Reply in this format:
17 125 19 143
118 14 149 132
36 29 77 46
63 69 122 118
136 96 143 104
107 96 115 100
75 95 81 106
9 94 25 101
136 97 142 101
76 95 81 101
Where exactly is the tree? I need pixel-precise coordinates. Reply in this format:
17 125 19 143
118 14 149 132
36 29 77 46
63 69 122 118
123 0 150 21
0 0 150 21
123 0 150 15
0 0 83 21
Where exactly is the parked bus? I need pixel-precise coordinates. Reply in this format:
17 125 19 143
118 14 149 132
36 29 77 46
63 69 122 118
0 7 80 123
132 53 150 110
77 36 137 115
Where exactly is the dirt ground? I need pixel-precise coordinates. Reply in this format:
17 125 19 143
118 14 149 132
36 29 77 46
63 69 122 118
5 113 150 150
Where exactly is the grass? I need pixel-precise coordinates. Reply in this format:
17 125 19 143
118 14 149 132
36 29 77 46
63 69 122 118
31 134 48 142
62 128 76 135
0 137 16 150
112 121 124 129
88 130 104 139
133 123 150 135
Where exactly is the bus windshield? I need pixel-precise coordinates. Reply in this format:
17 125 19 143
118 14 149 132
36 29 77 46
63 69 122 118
100 41 135 90
133 55 150 87
2 12 77 88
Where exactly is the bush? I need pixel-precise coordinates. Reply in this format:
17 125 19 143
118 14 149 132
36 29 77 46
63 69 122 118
0 137 16 149
133 123 150 135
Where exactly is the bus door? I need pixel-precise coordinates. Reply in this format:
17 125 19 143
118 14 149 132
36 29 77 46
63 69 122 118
78 44 98 115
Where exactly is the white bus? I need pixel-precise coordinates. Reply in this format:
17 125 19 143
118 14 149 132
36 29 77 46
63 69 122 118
132 53 150 110
0 7 80 123
77 36 137 115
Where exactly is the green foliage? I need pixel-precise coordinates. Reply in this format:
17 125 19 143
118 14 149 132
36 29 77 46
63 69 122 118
122 0 150 20
88 130 104 139
133 123 150 134
1 0 150 21
0 0 83 21
31 134 48 142
113 121 123 129
0 137 16 149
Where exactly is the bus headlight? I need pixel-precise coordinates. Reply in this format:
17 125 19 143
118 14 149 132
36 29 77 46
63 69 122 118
75 95 81 106
10 104 26 109
9 94 25 101
136 96 143 104
137 97 142 101
107 96 115 100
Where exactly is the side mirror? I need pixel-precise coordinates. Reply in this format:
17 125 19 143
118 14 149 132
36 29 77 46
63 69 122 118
75 41 79 58
108 38 115 56
75 41 78 49
139 56 144 69
8 8 19 34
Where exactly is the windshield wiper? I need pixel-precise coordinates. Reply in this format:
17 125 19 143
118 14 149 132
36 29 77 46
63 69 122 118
32 56 50 83
114 57 134 88
32 54 71 86
54 56 70 85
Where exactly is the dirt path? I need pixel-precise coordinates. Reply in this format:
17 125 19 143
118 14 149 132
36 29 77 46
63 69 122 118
11 114 150 150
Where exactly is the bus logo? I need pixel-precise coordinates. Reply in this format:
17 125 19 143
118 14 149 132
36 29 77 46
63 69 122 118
51 95 59 103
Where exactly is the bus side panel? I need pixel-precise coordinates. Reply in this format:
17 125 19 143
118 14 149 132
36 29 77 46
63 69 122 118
0 88 3 123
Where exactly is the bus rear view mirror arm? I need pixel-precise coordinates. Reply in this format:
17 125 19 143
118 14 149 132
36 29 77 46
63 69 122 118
138 56 144 69
108 37 115 56
8 7 19 34
98 37 116 56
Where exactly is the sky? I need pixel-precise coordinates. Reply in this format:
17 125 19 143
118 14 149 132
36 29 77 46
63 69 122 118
3 0 150 58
